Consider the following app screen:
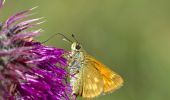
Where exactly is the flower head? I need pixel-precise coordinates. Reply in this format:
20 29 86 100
0 1 72 100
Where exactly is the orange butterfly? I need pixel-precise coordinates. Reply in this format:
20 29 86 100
67 35 124 98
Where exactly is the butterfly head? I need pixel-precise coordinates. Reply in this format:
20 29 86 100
71 42 82 51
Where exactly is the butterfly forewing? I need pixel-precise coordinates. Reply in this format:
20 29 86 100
81 61 103 98
85 55 124 93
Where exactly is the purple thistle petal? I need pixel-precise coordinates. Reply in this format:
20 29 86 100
4 7 38 28
16 17 43 27
11 29 42 41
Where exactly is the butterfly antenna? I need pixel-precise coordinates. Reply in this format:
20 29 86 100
71 34 79 43
41 33 73 44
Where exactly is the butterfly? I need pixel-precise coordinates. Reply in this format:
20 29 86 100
66 34 124 98
42 33 124 98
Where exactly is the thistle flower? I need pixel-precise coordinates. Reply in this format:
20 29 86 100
0 1 72 100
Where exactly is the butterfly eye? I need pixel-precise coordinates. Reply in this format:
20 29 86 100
76 45 81 50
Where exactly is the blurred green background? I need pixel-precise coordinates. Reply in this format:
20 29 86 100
1 0 170 100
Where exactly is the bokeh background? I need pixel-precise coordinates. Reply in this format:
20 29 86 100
1 0 170 100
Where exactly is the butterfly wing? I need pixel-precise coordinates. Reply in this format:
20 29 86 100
80 61 104 98
85 55 124 93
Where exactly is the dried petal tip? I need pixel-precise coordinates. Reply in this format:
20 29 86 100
30 6 39 10
0 2 72 100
